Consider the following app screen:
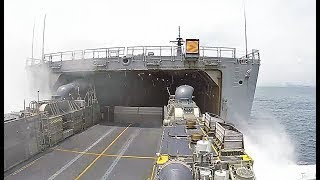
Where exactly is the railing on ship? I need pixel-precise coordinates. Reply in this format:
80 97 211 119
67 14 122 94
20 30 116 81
239 49 260 60
26 46 260 65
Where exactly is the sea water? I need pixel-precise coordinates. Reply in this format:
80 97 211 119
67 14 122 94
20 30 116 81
244 86 316 180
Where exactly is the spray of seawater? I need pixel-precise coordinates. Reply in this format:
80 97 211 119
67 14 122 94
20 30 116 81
234 112 316 180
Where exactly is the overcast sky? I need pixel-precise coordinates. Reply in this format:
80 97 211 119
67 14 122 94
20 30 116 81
4 0 316 112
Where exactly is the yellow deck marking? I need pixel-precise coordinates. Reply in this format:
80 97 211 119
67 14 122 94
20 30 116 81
52 148 98 155
149 127 167 180
75 124 131 180
52 148 156 159
5 156 44 179
106 155 155 159
198 124 221 161
156 155 169 165
150 164 156 180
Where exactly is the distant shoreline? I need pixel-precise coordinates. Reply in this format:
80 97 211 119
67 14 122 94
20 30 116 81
257 85 315 88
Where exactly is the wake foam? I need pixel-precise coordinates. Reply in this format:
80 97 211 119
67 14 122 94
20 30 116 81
234 112 316 180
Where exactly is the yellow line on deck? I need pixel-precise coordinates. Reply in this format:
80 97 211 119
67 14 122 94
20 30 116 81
105 154 155 160
199 125 221 161
74 124 131 180
149 127 165 180
52 148 156 160
53 148 98 156
150 164 156 180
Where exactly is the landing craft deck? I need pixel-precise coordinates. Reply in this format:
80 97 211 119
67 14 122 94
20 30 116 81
4 85 256 180
5 123 162 180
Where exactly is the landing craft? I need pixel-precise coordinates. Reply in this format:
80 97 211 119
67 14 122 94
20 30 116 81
4 28 260 179
157 85 255 179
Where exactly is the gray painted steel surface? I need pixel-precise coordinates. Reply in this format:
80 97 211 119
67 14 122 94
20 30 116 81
5 124 162 180
7 34 260 179
174 85 194 101
4 96 100 172
158 163 193 180
114 106 163 127
4 115 41 171
26 46 260 124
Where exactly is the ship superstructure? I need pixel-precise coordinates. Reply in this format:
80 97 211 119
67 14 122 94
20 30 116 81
4 30 260 180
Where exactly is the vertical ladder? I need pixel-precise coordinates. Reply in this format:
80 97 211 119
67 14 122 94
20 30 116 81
233 63 240 87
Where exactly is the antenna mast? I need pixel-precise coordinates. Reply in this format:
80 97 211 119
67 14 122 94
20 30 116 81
177 26 182 47
31 20 35 65
243 0 248 58
41 14 46 62
170 26 184 55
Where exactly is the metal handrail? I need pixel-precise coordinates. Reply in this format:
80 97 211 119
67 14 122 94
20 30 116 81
41 47 126 62
26 45 259 65
240 49 260 60
127 46 178 62
26 58 43 66
200 47 236 58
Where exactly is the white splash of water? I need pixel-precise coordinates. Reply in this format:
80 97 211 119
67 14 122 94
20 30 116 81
235 112 316 180
4 64 53 114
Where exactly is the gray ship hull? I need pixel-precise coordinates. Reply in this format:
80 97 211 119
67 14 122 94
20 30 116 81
26 46 260 124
